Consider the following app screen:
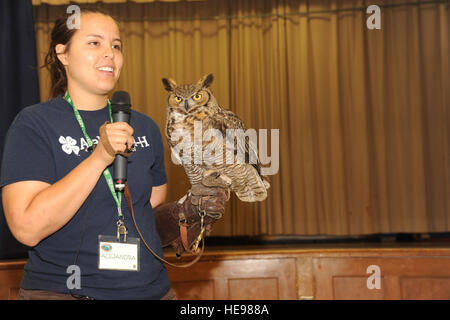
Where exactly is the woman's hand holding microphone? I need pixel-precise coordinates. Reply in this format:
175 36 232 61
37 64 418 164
92 121 135 167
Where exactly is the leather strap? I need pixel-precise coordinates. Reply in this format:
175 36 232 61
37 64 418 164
99 122 133 158
179 222 200 255
179 222 190 253
124 182 204 268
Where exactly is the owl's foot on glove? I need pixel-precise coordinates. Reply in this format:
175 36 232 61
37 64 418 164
154 172 231 258
202 170 232 189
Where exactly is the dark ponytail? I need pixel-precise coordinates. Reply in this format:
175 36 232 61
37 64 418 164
43 17 77 99
42 8 119 99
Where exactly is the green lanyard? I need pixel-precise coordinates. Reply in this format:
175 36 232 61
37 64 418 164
64 91 123 220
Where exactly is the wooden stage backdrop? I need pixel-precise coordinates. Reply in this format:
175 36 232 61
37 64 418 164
1 244 449 300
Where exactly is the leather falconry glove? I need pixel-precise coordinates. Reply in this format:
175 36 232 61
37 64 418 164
154 172 231 258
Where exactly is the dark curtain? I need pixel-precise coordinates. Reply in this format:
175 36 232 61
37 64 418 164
0 0 40 259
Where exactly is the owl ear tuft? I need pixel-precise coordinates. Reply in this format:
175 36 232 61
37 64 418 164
162 78 177 92
198 74 214 88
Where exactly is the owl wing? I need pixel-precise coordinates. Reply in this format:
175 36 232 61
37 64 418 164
211 109 262 175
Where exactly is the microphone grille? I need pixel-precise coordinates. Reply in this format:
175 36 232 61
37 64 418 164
110 91 131 113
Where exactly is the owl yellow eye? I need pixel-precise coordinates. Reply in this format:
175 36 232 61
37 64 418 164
174 96 182 103
193 93 202 101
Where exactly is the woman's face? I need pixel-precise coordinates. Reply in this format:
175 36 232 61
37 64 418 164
57 13 123 96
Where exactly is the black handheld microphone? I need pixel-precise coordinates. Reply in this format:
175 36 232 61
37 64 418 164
111 91 132 191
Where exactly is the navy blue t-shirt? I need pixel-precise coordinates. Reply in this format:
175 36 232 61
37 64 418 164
0 96 171 299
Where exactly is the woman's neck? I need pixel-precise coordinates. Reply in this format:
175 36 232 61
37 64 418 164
66 85 108 111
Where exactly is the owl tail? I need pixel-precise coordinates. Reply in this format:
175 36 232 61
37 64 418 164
232 167 270 202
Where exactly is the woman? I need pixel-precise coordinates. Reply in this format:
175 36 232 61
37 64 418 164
1 10 227 300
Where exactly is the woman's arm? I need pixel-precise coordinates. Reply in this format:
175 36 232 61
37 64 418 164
2 155 106 247
150 183 167 208
1 122 134 247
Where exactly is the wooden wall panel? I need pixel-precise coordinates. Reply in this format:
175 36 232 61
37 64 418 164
228 278 279 300
400 278 450 300
313 256 450 299
0 261 24 300
167 258 297 300
332 276 386 300
171 280 215 300
0 247 449 300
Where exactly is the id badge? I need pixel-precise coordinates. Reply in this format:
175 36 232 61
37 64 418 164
98 235 140 272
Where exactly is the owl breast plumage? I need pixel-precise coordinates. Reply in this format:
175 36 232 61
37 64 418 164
162 74 270 202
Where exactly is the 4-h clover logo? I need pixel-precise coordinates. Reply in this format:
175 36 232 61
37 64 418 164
59 136 80 155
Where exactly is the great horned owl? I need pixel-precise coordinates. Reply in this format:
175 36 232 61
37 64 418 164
162 74 270 202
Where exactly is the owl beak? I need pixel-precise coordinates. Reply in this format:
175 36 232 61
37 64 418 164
184 100 189 112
